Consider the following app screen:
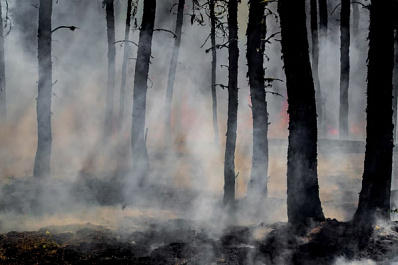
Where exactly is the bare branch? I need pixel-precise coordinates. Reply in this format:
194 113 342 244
114 40 139 47
154 28 177 38
52 26 79 33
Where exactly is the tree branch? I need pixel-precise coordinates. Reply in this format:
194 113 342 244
52 26 79 33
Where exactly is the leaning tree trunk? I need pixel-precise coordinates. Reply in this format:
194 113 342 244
339 0 350 139
104 0 116 138
353 0 394 226
34 0 53 178
0 0 6 123
210 0 219 146
278 0 325 226
310 0 322 136
393 28 398 144
164 0 185 145
131 0 156 184
119 0 134 132
246 0 268 201
223 0 239 207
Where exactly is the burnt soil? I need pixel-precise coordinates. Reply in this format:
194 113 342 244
0 219 397 264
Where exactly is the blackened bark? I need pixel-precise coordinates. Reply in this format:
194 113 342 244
119 0 133 132
223 0 239 207
278 0 325 225
34 0 53 178
339 0 350 139
164 0 185 144
0 0 6 123
210 0 219 146
353 0 394 225
104 0 116 138
131 0 156 183
246 0 268 201
394 29 398 144
319 0 328 39
310 0 322 135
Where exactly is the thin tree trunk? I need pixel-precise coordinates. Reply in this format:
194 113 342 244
0 0 6 123
246 0 268 201
318 0 327 136
131 0 156 184
393 29 398 144
353 0 394 226
164 0 185 144
34 0 53 178
119 0 134 132
223 0 239 207
311 0 322 136
339 0 350 139
210 0 219 146
104 0 116 138
278 0 325 226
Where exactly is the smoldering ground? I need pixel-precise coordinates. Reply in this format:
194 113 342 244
0 0 397 264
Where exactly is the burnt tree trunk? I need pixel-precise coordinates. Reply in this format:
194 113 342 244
353 0 394 225
319 0 328 40
394 29 398 144
131 0 156 184
119 0 134 132
246 0 268 201
164 0 185 144
104 0 116 138
339 0 350 139
223 0 239 207
210 0 219 146
0 0 6 123
278 0 325 226
310 0 322 135
34 0 53 178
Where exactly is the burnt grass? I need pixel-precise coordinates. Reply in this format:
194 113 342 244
0 219 397 264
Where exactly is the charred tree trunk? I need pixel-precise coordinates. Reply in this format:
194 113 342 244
246 0 268 201
353 0 394 226
319 0 328 40
223 0 239 207
310 0 322 136
34 0 53 178
278 0 325 226
339 0 350 139
0 0 6 123
394 29 398 144
119 0 134 132
210 0 219 146
104 0 116 138
164 0 185 144
131 0 156 184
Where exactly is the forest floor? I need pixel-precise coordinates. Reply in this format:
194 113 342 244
0 219 398 264
0 177 398 264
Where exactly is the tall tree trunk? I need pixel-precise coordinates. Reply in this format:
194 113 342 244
246 0 268 201
393 29 398 144
131 0 156 184
34 0 53 178
119 0 134 132
104 0 116 138
164 0 185 144
0 0 6 123
278 0 325 226
223 0 239 207
339 0 350 139
353 0 394 226
319 0 328 40
310 0 322 136
210 0 219 146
